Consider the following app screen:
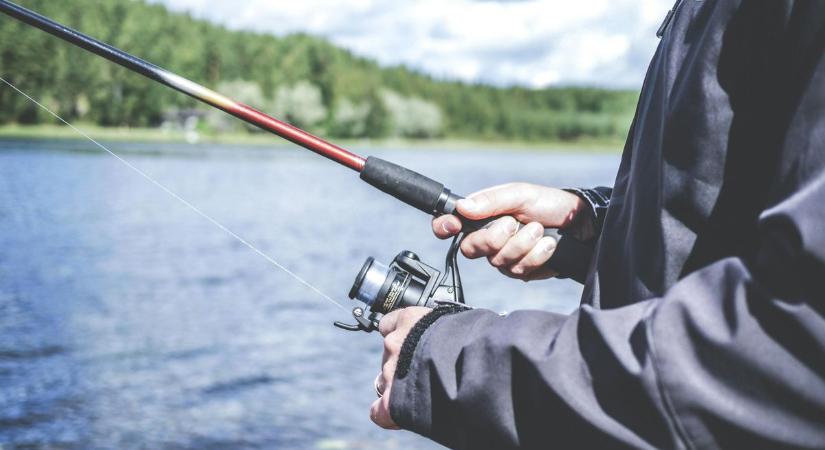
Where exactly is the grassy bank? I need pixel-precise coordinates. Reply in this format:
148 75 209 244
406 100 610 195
0 124 625 152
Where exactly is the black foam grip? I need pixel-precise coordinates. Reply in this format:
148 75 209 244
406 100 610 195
360 157 445 214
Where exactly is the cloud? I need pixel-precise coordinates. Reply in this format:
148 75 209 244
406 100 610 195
149 0 673 88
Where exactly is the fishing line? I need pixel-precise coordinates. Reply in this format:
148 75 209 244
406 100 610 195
0 75 347 312
0 3 593 333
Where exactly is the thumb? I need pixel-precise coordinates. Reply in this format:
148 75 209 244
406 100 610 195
378 309 402 337
456 184 531 220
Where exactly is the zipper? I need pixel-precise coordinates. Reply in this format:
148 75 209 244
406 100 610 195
657 0 685 38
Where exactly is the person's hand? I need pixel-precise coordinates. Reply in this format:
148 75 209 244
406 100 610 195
369 306 431 430
432 183 589 280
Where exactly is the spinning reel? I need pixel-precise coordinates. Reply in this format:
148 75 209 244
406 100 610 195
334 235 465 333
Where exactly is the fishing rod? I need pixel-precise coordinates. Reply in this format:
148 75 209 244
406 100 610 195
0 0 589 332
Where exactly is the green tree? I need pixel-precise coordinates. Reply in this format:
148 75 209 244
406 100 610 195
272 81 327 131
0 0 639 142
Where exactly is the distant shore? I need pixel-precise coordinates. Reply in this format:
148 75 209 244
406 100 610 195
0 124 624 153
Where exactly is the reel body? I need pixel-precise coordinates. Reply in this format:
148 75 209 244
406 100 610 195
335 237 464 332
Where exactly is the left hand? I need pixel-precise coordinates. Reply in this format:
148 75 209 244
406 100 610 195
370 307 431 429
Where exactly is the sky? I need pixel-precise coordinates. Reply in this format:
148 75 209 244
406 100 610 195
150 0 674 89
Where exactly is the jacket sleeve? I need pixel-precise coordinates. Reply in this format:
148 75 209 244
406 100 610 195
389 172 825 449
564 186 612 235
548 187 612 283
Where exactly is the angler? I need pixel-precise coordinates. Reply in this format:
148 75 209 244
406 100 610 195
368 2 825 449
3 1 825 450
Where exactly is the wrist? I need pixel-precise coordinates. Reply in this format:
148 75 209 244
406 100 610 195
562 188 605 241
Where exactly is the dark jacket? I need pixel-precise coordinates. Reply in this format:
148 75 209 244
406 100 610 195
389 1 825 448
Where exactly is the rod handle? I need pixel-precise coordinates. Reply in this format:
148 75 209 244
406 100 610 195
360 157 446 215
358 157 593 280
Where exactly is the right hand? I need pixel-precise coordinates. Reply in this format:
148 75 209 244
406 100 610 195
432 183 590 281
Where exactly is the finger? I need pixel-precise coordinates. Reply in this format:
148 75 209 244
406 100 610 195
460 216 518 259
378 309 402 337
381 332 403 366
509 235 558 276
432 214 462 239
488 222 544 268
370 386 400 430
369 398 390 429
379 356 397 394
456 183 532 220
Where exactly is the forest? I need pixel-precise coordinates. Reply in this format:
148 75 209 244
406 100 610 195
0 0 640 142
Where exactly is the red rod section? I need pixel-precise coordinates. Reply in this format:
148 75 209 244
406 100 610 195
231 103 365 172
0 0 367 172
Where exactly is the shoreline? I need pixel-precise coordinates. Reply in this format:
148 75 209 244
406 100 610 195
0 124 624 153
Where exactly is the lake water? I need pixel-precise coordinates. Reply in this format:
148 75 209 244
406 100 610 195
0 139 620 449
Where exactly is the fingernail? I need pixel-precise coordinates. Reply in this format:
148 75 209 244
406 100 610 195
442 221 460 234
544 238 557 253
529 223 543 239
504 218 519 235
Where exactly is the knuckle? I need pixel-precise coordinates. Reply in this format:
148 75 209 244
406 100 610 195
397 309 414 326
461 248 477 259
512 237 533 255
526 222 544 239
460 239 477 258
491 247 517 266
462 233 492 258
480 190 497 205
545 237 558 254
487 232 508 250
383 336 401 354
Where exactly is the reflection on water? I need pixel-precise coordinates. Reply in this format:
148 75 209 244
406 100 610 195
0 140 619 449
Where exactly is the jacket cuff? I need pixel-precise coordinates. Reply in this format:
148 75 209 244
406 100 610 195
563 186 612 237
389 308 493 438
395 303 472 379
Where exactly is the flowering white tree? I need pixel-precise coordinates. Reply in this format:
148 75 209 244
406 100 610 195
381 89 443 138
332 98 371 137
272 81 327 130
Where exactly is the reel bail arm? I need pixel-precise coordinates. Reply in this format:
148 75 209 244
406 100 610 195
334 307 380 333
